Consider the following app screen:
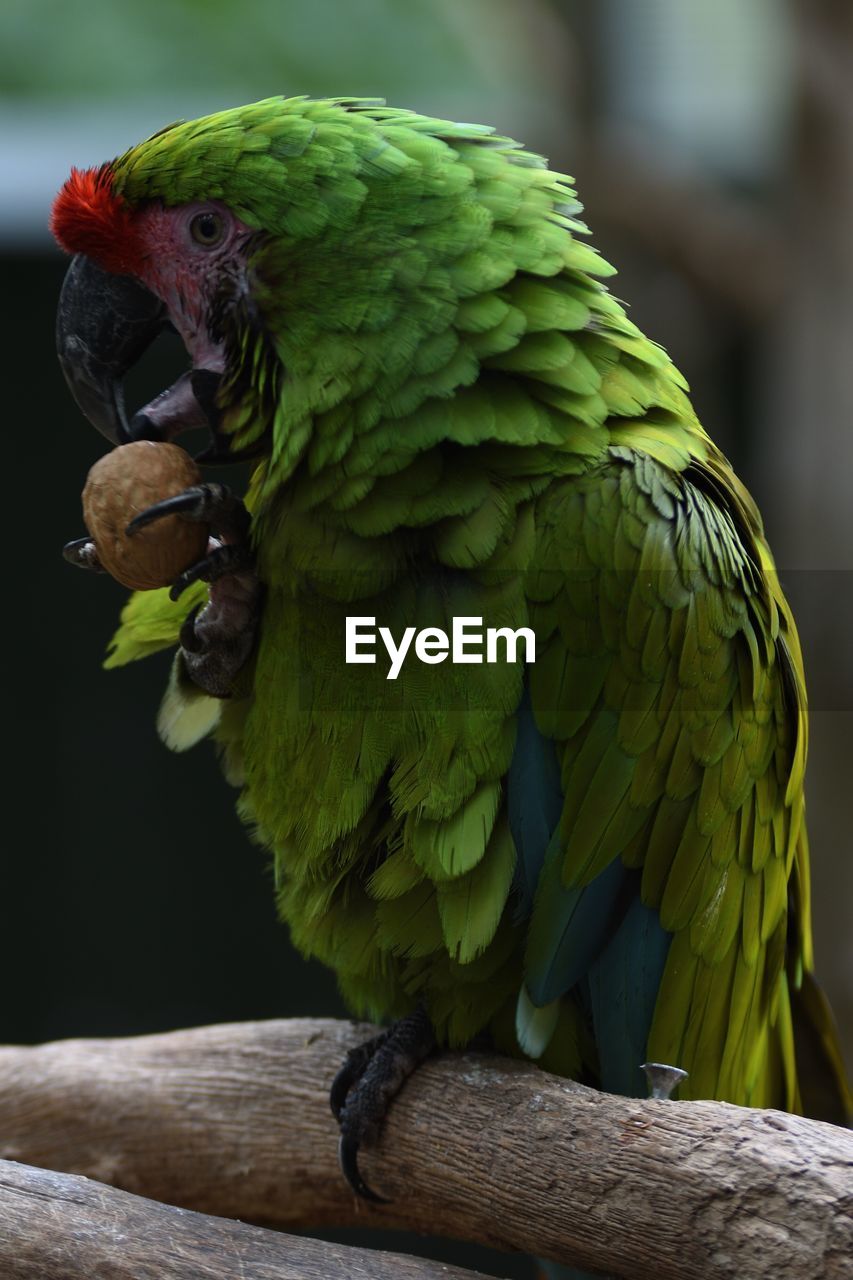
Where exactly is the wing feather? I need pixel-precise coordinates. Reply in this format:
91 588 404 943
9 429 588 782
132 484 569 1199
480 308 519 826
525 449 816 1105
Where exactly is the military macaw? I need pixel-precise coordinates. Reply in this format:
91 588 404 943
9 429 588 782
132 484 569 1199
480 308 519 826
51 99 850 1244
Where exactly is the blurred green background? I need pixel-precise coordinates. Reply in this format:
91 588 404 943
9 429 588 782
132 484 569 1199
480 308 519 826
1 1 850 1276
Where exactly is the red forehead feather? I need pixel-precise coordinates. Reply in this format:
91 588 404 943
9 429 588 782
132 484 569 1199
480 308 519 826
50 165 145 275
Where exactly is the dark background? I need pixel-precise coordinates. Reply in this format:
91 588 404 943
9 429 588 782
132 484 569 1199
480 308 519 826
1 3 851 1276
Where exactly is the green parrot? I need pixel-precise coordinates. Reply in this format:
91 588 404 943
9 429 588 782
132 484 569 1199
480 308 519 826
52 96 849 1230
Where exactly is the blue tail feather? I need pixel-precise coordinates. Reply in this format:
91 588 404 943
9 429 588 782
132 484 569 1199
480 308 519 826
588 893 672 1097
508 677 672 1280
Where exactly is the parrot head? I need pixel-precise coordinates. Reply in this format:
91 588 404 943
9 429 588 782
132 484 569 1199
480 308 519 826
52 150 264 463
51 96 586 484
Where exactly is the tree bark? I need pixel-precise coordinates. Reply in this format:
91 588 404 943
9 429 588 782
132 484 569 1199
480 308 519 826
0 1018 850 1279
0 1158 493 1280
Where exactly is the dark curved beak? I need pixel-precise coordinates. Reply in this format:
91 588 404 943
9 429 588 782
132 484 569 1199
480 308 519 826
56 254 168 445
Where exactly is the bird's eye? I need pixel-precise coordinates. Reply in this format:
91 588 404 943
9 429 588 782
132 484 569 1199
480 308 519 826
190 211 225 247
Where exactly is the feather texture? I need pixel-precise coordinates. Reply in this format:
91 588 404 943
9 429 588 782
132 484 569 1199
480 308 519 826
96 96 848 1119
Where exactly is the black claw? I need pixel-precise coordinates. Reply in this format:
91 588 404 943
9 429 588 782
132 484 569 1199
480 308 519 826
178 603 205 653
330 1033 391 1122
168 543 252 601
338 1134 389 1205
126 483 251 542
330 1063 355 1123
329 1007 435 1204
121 483 255 601
126 484 222 535
62 536 105 572
125 497 182 535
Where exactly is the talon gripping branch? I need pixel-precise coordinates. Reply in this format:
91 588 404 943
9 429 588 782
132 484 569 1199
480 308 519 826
51 96 850 1217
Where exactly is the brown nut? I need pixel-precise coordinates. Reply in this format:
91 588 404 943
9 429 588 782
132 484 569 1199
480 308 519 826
82 441 209 591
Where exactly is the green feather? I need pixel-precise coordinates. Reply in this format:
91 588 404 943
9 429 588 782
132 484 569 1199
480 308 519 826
436 816 516 963
89 95 847 1119
410 781 501 880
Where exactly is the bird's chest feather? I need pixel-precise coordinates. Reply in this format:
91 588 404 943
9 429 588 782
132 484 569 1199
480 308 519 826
237 567 527 873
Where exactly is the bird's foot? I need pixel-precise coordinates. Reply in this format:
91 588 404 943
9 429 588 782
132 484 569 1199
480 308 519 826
125 482 252 600
176 571 261 698
131 484 260 699
641 1061 688 1100
63 484 260 697
331 1007 435 1203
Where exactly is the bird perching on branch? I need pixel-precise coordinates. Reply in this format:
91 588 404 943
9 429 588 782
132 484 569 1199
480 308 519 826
51 97 850 1224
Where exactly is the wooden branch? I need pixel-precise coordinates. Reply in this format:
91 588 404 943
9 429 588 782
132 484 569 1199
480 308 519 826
0 1019 850 1280
0 1158 490 1280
